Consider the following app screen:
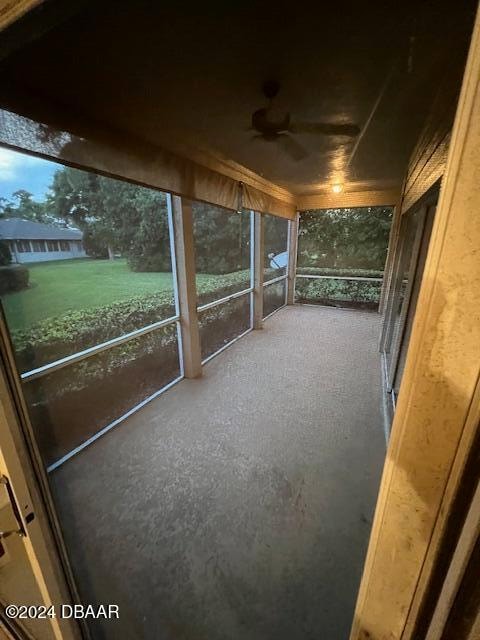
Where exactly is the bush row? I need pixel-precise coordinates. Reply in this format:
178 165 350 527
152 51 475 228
196 269 250 305
12 269 251 373
296 266 383 279
295 276 382 307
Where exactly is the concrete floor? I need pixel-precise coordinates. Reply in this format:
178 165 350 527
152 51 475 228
51 305 386 640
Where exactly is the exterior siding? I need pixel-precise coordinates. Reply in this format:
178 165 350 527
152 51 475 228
402 53 467 214
9 240 87 264
13 249 86 263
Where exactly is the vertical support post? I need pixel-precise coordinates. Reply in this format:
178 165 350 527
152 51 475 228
170 195 202 378
286 212 299 305
252 211 264 329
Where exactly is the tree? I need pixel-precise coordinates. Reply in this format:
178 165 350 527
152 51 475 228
0 190 51 223
264 214 289 268
47 166 171 269
297 207 393 271
47 166 250 274
193 203 250 274
0 240 12 265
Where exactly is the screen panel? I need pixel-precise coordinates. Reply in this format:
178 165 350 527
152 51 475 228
0 149 176 374
294 275 383 310
0 147 182 468
263 213 288 282
383 207 422 372
198 295 251 361
296 207 392 309
22 323 180 468
192 203 251 307
263 280 286 319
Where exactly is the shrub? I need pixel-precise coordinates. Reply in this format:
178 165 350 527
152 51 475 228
128 253 172 273
11 269 252 373
296 266 383 279
295 276 382 308
264 267 282 282
83 230 109 259
0 264 29 295
12 290 175 372
196 269 251 305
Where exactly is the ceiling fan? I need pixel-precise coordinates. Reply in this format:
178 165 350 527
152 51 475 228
251 80 360 161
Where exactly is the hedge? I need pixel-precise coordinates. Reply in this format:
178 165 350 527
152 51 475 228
295 276 382 308
296 266 383 279
12 264 386 375
196 269 250 305
0 264 29 295
20 269 254 463
12 269 251 373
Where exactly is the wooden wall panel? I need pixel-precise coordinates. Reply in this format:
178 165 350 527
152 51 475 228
297 189 399 211
402 50 467 213
0 0 42 31
350 8 480 639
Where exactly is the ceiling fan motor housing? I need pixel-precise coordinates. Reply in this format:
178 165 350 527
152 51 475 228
252 108 291 137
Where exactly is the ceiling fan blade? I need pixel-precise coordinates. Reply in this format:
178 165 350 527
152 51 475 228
289 121 360 137
277 134 309 161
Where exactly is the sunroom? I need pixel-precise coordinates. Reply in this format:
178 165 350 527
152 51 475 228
0 2 478 640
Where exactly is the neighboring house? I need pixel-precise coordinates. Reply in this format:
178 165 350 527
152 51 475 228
0 218 86 264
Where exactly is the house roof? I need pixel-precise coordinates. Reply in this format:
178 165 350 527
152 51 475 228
0 218 82 240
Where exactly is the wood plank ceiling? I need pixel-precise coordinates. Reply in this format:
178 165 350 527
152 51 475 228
0 0 476 197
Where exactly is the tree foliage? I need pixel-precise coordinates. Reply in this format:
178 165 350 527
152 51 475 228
0 239 12 265
264 213 289 260
297 207 393 271
0 190 56 224
47 167 172 269
193 203 250 274
1 164 392 276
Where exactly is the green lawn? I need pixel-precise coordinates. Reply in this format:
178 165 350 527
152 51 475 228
1 259 175 331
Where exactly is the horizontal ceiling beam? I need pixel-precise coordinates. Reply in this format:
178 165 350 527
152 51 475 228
0 0 43 32
296 189 401 211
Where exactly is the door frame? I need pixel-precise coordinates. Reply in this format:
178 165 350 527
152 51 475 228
0 310 83 639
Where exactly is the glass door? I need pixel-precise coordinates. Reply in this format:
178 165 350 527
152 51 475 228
390 204 437 397
381 188 439 404
382 205 426 388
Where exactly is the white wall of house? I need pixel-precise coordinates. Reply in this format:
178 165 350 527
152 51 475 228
9 240 87 264
14 250 86 264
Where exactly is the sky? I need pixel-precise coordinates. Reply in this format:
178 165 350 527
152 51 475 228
0 147 58 202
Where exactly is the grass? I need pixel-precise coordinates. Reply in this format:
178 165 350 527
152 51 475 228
1 258 243 332
2 259 174 330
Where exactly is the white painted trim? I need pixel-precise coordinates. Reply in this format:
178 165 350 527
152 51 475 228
296 274 383 283
197 287 253 312
252 212 264 329
262 274 288 287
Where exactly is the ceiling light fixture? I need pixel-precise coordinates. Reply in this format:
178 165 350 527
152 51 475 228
332 183 343 193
